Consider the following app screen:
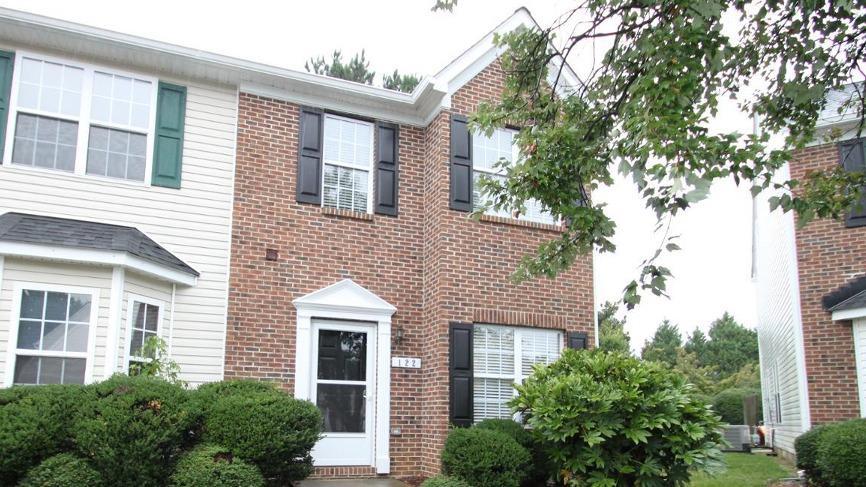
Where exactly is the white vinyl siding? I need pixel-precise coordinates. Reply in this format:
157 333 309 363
0 47 238 386
472 128 556 225
853 319 866 417
472 324 562 422
755 163 810 455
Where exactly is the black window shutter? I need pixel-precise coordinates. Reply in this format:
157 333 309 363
449 114 473 211
0 50 13 162
567 331 589 350
840 138 866 227
375 121 399 216
297 107 324 204
449 322 473 427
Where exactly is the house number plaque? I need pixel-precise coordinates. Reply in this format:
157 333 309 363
391 357 421 369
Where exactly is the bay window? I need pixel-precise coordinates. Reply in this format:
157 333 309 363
125 298 162 371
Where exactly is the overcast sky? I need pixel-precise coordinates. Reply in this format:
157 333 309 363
4 0 758 351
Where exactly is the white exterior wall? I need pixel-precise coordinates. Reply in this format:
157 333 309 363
0 44 237 386
754 164 811 455
854 319 866 418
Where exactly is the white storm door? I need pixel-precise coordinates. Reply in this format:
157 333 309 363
310 320 377 466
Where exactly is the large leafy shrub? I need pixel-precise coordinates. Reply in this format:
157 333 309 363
795 423 837 484
420 475 473 487
512 350 724 485
189 379 278 418
73 374 194 486
170 444 265 487
19 453 103 487
0 385 89 485
814 419 866 487
203 392 322 485
711 388 757 424
441 427 530 487
475 418 550 486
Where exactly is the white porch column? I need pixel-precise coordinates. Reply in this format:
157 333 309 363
375 316 392 474
104 266 125 377
294 309 313 400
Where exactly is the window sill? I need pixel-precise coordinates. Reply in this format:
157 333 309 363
320 206 374 222
479 214 563 232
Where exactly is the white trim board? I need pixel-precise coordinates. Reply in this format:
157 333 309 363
293 279 395 474
0 241 197 286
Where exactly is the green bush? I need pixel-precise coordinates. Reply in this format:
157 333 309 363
0 385 89 485
512 350 724 485
73 374 194 486
795 423 837 484
188 380 279 421
203 392 322 485
19 453 103 487
475 418 550 486
170 444 265 487
711 388 757 424
441 427 530 487
420 474 473 487
814 419 866 486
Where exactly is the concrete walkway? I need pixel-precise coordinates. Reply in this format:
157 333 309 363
296 479 408 487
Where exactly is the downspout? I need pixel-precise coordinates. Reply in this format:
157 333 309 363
168 283 176 357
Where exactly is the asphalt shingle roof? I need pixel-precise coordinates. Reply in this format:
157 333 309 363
0 212 198 277
823 274 866 312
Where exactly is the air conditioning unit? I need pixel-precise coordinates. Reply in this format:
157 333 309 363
722 425 752 452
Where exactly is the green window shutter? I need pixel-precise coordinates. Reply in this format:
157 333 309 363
0 50 14 161
151 81 187 188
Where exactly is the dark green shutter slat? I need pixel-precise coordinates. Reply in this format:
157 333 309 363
375 121 399 216
0 50 14 162
297 107 323 204
151 82 186 188
840 138 866 227
567 331 588 350
449 322 473 427
449 114 472 211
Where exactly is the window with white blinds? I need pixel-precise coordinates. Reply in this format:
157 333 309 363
472 324 562 423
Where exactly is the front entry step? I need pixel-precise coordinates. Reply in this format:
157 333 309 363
296 480 408 487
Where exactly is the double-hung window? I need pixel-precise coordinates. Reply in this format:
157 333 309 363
472 128 557 225
5 53 156 182
125 298 162 371
11 287 95 385
322 114 374 213
472 324 562 422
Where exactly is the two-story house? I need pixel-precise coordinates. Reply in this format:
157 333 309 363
754 84 866 459
0 7 596 480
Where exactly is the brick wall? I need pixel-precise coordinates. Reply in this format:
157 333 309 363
226 59 594 479
790 142 863 423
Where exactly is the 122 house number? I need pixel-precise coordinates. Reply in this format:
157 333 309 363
391 357 421 369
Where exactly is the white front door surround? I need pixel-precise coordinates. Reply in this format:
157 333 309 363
293 279 395 474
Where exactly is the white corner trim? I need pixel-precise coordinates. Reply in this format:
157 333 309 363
0 241 197 286
293 279 395 474
832 307 866 321
104 266 125 377
783 201 812 431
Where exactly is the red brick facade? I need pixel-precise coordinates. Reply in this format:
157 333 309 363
791 143 863 424
225 61 595 479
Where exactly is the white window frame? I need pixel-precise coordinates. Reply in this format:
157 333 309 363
1 50 159 186
472 324 563 423
472 127 558 225
3 282 100 387
321 113 375 214
123 294 164 372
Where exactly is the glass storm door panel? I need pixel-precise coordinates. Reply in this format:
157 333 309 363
311 321 376 466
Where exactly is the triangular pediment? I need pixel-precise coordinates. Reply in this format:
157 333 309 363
293 279 396 313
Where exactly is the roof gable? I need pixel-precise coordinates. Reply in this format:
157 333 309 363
293 279 396 314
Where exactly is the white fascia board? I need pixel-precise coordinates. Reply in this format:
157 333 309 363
833 307 866 321
0 241 197 286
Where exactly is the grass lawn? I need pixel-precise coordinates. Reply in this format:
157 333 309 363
690 453 797 487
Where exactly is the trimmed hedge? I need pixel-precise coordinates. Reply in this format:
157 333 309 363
795 423 836 484
475 419 550 486
420 475 473 487
188 380 279 420
203 392 322 485
73 374 195 487
170 444 265 487
0 385 89 485
815 419 866 486
441 427 530 487
19 453 103 487
711 388 756 424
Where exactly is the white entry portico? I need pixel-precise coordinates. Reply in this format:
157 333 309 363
292 279 396 474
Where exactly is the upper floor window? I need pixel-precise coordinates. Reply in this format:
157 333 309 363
472 324 562 422
11 288 95 385
322 114 374 213
472 128 556 225
5 53 156 182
